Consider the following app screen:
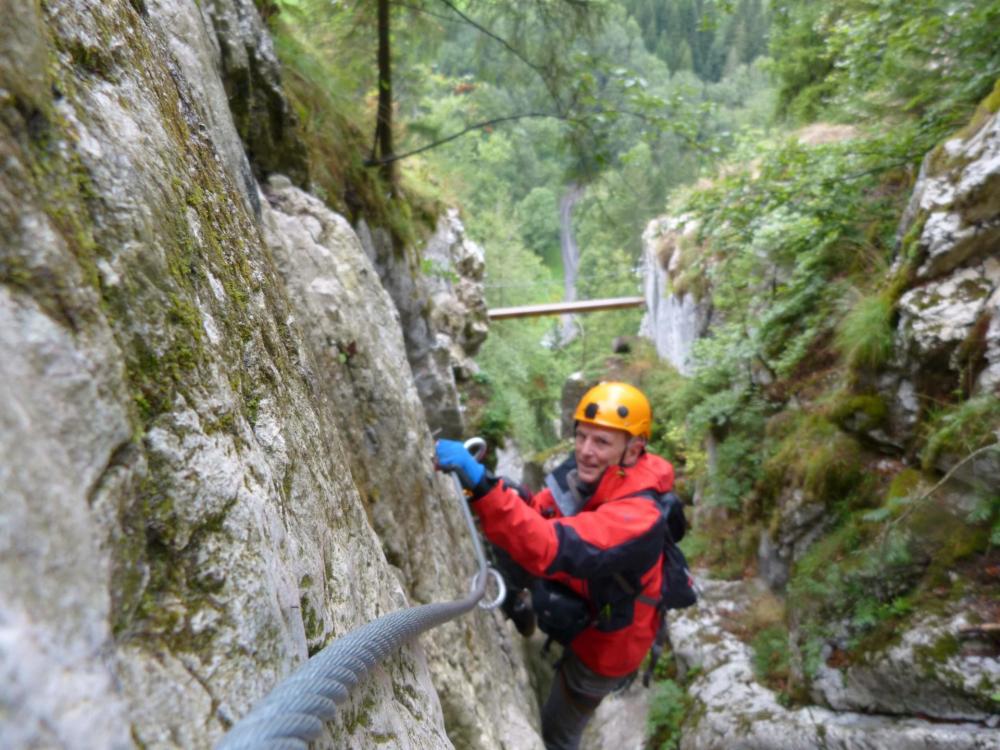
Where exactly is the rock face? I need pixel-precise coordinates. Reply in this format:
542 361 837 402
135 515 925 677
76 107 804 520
756 488 832 591
261 178 541 750
640 215 712 375
0 2 537 749
810 611 1000 722
357 209 488 438
881 108 1000 452
200 0 309 187
671 579 998 750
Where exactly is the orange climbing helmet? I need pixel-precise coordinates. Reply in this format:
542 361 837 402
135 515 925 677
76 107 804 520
573 381 652 439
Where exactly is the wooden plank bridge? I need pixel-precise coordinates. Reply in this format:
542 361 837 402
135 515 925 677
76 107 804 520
487 296 646 320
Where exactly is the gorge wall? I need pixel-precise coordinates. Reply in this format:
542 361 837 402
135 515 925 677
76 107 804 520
641 106 1000 746
0 1 538 748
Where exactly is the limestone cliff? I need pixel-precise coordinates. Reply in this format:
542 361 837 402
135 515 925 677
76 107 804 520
640 213 712 375
0 2 538 748
639 107 1000 746
357 209 489 438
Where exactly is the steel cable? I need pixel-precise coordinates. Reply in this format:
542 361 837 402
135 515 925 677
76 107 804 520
216 441 504 749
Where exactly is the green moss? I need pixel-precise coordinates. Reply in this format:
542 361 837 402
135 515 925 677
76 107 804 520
281 463 295 502
915 633 961 676
912 501 990 565
829 393 889 433
886 468 922 499
167 294 203 342
300 594 322 653
669 233 710 301
112 454 236 651
953 78 1000 140
185 186 205 208
205 411 237 435
762 414 865 506
0 254 35 290
983 78 1000 113
16 105 107 319
243 390 263 425
342 693 379 734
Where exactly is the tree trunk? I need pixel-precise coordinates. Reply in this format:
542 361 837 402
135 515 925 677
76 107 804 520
375 0 396 191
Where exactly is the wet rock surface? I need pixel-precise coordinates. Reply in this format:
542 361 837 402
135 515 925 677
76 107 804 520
0 2 534 748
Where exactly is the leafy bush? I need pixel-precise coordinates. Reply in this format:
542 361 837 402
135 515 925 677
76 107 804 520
751 625 791 694
921 394 1000 472
770 0 1000 133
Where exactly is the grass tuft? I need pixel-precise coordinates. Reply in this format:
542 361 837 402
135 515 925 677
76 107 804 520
836 292 895 372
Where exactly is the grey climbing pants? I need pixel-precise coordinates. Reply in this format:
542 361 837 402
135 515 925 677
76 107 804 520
540 649 633 750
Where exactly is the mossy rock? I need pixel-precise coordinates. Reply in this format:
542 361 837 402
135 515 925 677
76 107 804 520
762 413 866 507
829 393 889 434
952 78 1000 141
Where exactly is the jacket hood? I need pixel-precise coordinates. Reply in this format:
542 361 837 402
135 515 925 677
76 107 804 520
585 452 675 511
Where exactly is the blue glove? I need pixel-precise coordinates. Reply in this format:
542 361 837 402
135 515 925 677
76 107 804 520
435 439 485 491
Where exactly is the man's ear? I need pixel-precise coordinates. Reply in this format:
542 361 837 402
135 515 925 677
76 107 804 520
624 437 646 465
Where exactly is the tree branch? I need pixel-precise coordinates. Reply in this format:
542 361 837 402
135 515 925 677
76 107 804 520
431 0 549 79
364 111 575 166
878 441 1000 546
429 0 567 108
363 101 705 167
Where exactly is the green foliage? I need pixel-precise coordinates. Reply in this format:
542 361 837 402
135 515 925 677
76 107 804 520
709 431 763 510
621 0 772 81
767 2 838 121
786 452 997 683
787 518 915 676
472 224 567 453
414 1 776 453
646 679 691 750
515 187 561 266
921 394 1000 472
770 0 1000 131
269 0 440 243
674 128 910 387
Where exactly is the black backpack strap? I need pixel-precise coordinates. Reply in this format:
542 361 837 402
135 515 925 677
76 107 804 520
613 572 659 607
642 612 671 687
630 489 687 543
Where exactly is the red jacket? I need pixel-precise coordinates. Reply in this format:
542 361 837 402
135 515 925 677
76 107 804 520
472 452 675 677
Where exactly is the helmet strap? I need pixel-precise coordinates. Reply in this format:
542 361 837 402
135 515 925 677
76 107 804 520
618 436 647 469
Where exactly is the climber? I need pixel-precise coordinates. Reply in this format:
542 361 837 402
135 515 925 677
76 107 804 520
435 382 674 750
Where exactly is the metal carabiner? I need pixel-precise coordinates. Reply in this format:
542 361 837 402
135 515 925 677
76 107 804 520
471 567 506 610
463 436 487 462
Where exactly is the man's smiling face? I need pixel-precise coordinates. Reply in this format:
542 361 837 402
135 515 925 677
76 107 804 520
574 421 642 484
